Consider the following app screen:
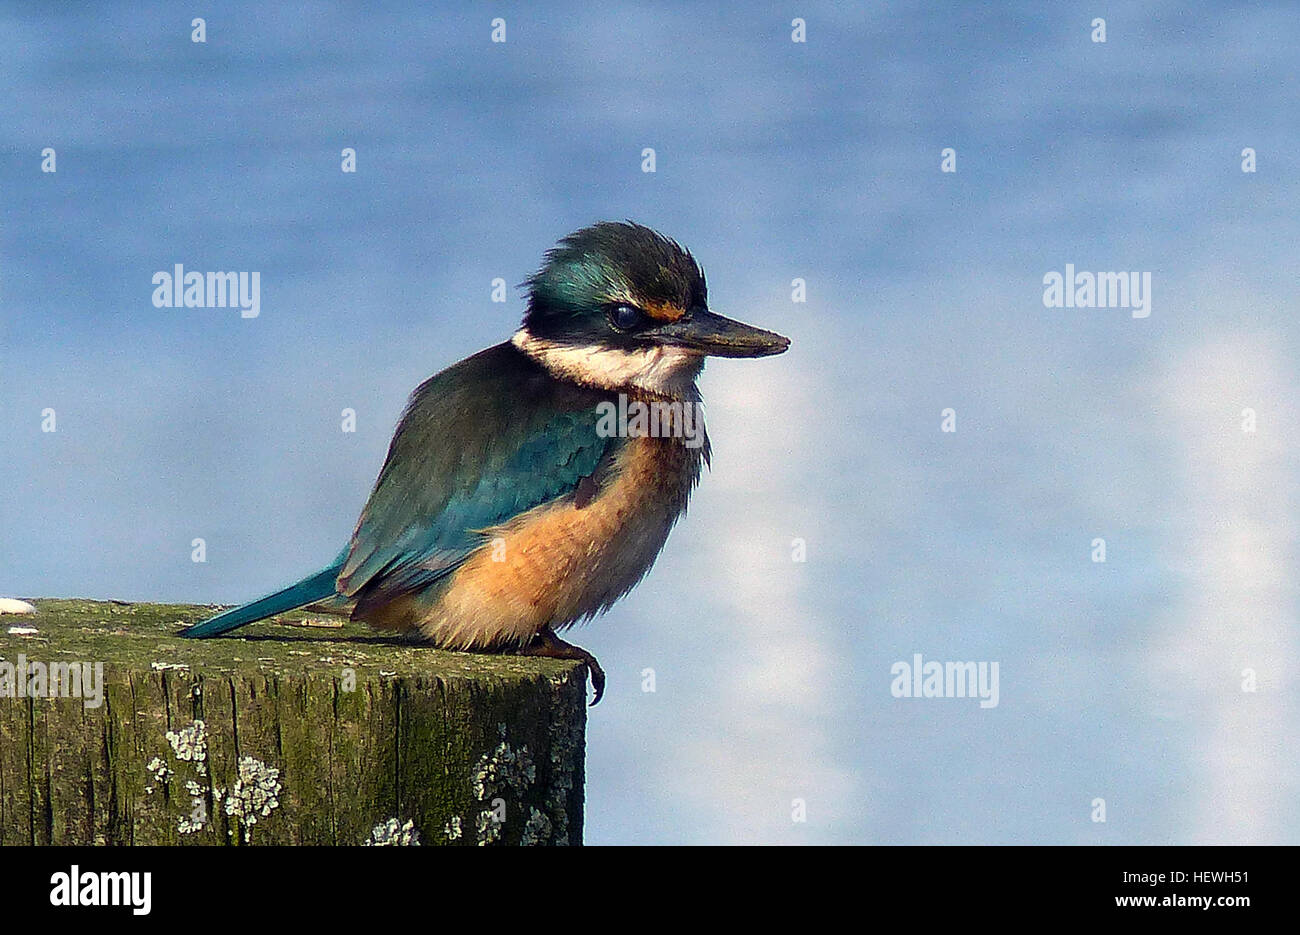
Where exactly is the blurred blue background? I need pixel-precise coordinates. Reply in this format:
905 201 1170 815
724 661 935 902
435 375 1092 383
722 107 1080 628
2 1 1296 844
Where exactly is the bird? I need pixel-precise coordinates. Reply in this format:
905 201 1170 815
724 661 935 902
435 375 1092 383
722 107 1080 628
180 221 790 703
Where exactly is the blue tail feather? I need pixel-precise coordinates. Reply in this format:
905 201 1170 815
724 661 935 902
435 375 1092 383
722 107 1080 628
180 563 343 638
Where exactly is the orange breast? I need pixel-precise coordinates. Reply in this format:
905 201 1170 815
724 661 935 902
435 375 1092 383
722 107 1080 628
396 433 704 650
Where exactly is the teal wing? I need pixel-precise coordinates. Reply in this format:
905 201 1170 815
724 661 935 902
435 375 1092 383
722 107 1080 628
337 343 614 602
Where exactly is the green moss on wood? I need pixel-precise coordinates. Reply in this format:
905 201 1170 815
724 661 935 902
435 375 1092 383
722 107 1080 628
0 599 586 845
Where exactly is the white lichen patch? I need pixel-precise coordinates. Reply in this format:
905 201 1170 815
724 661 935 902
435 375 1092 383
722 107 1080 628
543 675 584 846
6 626 39 636
166 719 208 777
471 740 535 801
146 756 172 790
224 756 282 843
444 816 463 841
475 809 502 846
151 661 189 672
467 725 539 845
284 617 343 629
178 792 211 835
363 818 421 846
143 718 228 838
520 808 553 846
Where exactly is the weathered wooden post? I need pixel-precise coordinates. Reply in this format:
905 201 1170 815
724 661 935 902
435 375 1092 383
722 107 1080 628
0 600 586 845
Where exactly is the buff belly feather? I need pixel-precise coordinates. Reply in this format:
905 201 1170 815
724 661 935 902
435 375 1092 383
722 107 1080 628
356 432 704 650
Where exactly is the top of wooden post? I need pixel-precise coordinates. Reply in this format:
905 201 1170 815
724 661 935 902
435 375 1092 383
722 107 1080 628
0 599 588 846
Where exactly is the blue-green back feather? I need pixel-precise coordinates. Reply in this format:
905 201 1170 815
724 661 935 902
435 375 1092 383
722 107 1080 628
338 342 616 604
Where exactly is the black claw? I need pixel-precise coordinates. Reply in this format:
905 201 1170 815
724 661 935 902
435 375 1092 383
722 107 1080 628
587 660 606 706
517 627 606 706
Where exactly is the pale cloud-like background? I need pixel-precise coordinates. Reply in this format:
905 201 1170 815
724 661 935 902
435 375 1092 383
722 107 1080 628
2 2 1296 844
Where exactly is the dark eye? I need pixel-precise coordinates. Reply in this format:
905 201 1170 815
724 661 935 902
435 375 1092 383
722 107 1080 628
608 304 644 331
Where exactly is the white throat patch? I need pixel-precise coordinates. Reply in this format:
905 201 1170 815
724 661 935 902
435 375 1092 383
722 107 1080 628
511 328 703 398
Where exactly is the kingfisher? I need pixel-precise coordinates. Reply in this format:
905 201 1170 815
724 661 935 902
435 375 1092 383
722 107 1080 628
181 221 789 703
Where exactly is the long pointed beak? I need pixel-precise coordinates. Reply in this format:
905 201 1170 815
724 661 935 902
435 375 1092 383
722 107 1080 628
649 309 790 358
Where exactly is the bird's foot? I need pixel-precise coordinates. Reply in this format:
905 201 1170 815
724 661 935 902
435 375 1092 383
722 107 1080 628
519 628 606 705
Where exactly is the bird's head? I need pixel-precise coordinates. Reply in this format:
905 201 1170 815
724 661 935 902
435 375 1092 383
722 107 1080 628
513 221 790 397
